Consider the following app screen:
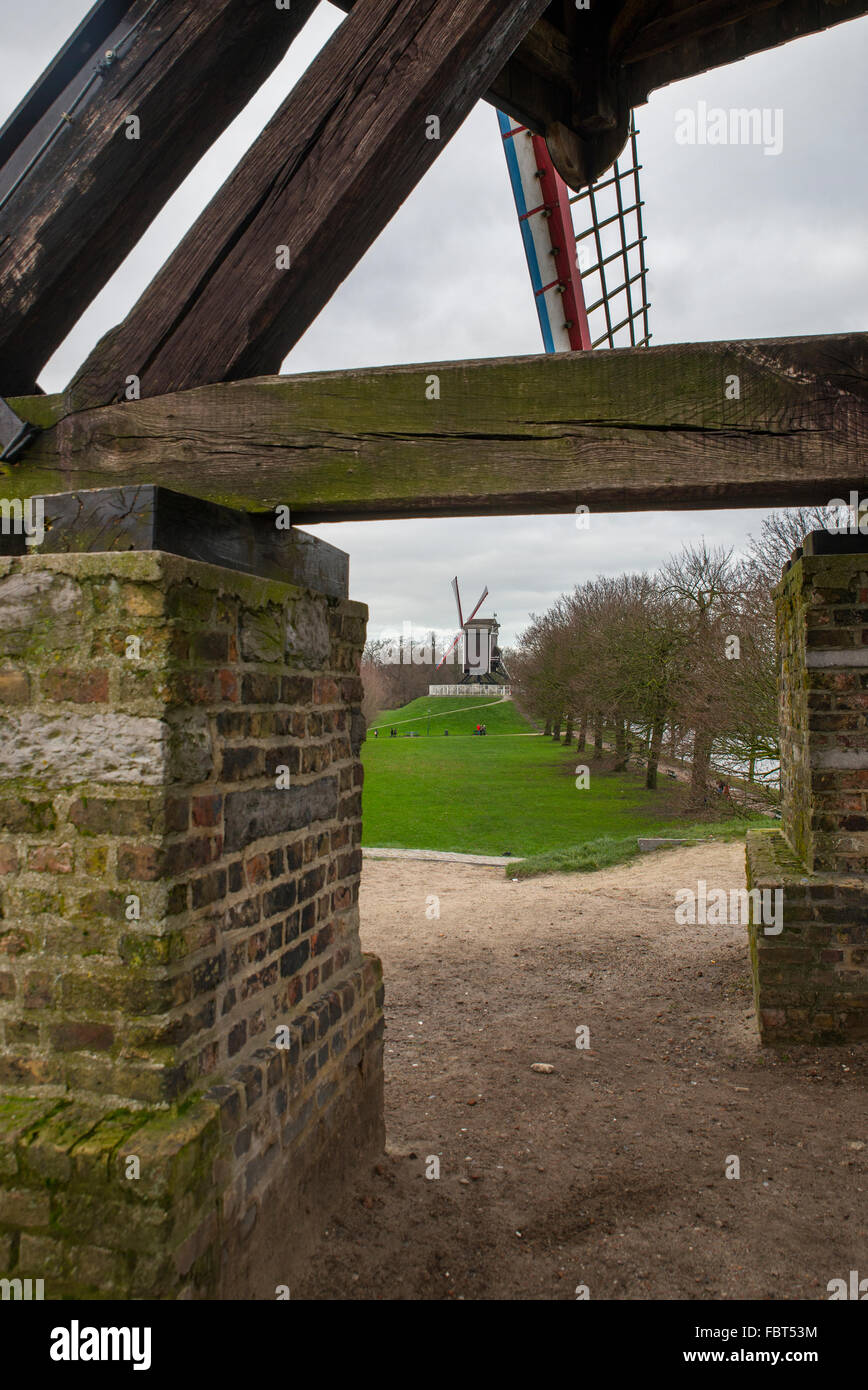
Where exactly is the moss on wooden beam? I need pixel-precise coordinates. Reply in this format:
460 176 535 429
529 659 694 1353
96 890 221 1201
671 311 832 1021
4 335 867 523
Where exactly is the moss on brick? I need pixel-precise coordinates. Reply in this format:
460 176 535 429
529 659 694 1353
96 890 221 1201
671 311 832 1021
746 830 868 1044
0 545 383 1295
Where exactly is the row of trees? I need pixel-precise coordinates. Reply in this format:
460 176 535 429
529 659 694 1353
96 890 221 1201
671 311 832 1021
506 509 833 809
360 633 460 724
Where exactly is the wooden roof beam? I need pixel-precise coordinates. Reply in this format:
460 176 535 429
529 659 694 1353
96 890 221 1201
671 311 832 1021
0 0 133 177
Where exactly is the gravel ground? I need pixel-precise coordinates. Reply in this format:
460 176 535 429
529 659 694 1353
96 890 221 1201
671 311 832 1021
293 843 867 1301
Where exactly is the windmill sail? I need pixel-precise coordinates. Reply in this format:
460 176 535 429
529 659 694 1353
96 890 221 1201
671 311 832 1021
498 111 650 354
451 575 463 628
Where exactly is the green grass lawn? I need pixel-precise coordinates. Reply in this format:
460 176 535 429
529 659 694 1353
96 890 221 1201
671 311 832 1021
362 696 778 857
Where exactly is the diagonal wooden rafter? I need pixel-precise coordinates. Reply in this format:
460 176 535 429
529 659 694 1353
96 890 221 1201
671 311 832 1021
8 334 868 523
4 0 868 406
0 0 322 397
0 0 608 399
66 0 552 413
0 0 131 176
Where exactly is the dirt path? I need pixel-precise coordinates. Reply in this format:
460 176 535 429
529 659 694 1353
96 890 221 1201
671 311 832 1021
363 848 519 866
293 844 867 1301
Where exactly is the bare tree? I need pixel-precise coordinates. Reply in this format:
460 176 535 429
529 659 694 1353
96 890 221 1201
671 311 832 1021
661 542 740 809
716 558 778 786
509 536 780 811
360 661 388 728
747 506 842 588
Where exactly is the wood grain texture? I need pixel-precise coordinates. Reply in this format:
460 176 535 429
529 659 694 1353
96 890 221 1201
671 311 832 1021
68 0 552 410
0 0 319 395
10 335 868 523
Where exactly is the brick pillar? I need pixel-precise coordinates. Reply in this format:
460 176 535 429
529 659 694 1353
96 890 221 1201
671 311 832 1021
0 543 383 1297
746 532 868 1044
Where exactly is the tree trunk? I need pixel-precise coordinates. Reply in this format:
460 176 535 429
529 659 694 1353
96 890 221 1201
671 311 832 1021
690 728 714 808
614 720 628 771
552 719 562 741
543 721 551 737
594 714 604 756
564 715 574 745
748 743 756 783
646 719 665 790
578 713 588 752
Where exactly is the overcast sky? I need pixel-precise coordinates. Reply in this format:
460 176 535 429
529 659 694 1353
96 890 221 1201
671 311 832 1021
4 2 867 646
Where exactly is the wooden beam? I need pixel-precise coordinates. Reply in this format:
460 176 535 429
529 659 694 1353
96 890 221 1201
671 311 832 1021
608 1 668 61
622 0 868 106
68 0 552 411
330 2 577 133
0 484 349 596
0 0 320 395
494 0 868 154
0 0 132 176
624 0 783 64
9 335 868 522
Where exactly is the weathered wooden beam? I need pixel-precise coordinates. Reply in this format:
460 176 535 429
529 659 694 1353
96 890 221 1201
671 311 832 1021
608 1 668 61
68 0 552 412
0 0 320 395
0 0 132 178
494 0 868 153
8 335 868 523
624 0 779 64
0 484 349 596
622 0 868 105
329 2 579 135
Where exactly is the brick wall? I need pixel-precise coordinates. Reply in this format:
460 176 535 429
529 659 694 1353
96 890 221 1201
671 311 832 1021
777 547 868 874
746 539 868 1045
0 550 384 1296
746 830 868 1044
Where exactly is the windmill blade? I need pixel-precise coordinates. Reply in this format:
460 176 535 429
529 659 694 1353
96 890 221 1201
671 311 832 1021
451 576 463 628
435 630 463 671
467 586 489 623
497 111 590 352
499 109 650 354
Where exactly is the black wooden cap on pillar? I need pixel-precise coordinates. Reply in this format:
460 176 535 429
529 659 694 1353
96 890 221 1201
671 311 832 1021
801 527 868 556
0 485 349 598
0 395 41 462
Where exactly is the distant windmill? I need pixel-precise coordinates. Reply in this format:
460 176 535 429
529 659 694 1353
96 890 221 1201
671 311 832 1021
435 577 508 685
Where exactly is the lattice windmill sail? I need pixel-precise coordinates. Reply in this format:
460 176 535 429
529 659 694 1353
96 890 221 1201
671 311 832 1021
498 111 650 353
572 117 650 350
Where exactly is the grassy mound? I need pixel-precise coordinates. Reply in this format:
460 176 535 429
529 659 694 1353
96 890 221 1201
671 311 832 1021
369 693 527 736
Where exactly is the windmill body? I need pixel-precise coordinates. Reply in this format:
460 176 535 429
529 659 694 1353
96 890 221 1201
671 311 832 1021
462 617 507 685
